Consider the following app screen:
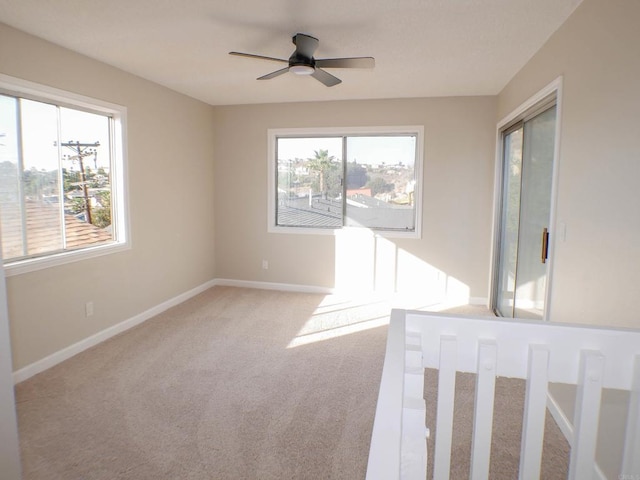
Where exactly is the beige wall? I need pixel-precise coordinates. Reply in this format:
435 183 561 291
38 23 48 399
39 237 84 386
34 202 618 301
498 0 640 329
213 97 497 302
10 0 635 372
499 2 640 476
0 24 216 370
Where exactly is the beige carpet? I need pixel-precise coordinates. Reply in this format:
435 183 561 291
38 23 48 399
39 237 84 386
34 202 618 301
424 371 570 480
15 286 568 479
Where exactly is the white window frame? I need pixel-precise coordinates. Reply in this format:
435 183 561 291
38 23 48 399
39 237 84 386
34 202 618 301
267 126 424 239
0 74 130 276
489 76 563 320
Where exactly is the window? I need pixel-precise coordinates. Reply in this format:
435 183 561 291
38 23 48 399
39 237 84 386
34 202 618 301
268 126 423 237
0 75 128 275
492 83 560 320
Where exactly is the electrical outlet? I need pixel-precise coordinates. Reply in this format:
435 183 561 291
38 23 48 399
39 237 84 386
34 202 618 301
262 260 269 270
85 301 94 317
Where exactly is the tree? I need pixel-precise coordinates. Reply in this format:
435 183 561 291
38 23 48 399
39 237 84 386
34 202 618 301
69 197 86 215
367 177 394 196
307 149 338 197
324 167 343 198
91 191 111 229
22 168 57 199
346 161 369 189
63 168 81 193
0 161 18 202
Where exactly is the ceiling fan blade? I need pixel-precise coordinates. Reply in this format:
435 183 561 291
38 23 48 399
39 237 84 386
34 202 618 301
311 68 342 87
257 67 290 80
229 52 288 64
314 57 375 69
293 33 319 58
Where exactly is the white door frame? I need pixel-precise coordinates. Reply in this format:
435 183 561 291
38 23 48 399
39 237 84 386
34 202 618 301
489 76 564 321
0 252 22 478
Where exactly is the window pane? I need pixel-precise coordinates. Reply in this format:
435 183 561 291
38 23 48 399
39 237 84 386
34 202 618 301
496 126 523 317
0 95 26 259
20 98 64 256
345 135 417 231
0 94 115 263
276 137 343 228
59 107 113 250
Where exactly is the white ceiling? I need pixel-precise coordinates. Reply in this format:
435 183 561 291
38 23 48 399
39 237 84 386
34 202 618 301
0 0 583 106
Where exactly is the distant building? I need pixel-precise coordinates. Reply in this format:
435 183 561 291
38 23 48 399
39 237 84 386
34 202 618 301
346 188 372 198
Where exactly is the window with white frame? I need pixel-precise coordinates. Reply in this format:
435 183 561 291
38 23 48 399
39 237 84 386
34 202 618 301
268 126 423 237
0 75 128 274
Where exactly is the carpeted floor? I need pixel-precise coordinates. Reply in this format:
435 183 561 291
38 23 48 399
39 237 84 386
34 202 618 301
424 370 570 480
15 286 568 479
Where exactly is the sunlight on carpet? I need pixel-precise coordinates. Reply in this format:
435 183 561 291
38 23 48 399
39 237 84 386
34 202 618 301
286 292 478 348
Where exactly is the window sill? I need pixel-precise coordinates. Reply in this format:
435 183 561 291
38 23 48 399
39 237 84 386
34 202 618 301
3 241 131 277
268 225 421 239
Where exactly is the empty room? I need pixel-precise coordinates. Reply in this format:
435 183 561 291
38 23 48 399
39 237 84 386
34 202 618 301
1 0 639 478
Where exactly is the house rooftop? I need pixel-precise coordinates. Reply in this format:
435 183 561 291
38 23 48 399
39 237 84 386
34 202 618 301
0 201 112 260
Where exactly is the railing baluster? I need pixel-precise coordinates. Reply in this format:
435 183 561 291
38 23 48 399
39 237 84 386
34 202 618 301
401 329 427 479
470 340 497 480
622 354 640 477
433 335 457 480
518 344 550 480
568 350 604 480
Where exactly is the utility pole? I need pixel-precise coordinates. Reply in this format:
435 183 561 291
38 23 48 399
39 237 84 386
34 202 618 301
61 141 99 225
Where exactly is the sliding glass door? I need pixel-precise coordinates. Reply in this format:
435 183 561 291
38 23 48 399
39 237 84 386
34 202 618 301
495 104 556 319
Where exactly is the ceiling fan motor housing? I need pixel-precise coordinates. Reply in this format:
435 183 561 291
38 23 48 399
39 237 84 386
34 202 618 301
289 52 315 69
290 33 318 67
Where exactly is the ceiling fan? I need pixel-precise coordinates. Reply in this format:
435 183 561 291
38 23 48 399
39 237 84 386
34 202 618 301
229 33 375 87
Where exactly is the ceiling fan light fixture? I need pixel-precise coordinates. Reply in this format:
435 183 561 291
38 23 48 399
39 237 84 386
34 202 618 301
290 64 314 75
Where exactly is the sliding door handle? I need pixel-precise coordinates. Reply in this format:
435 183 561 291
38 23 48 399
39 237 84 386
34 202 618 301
541 227 549 264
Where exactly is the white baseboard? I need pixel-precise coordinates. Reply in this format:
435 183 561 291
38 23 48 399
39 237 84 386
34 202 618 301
547 391 574 444
13 279 217 384
214 279 489 307
13 278 487 384
547 392 607 480
213 278 336 295
469 297 489 306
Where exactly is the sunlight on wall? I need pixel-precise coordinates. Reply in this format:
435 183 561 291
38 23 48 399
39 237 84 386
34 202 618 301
334 228 470 303
334 228 377 292
287 231 472 349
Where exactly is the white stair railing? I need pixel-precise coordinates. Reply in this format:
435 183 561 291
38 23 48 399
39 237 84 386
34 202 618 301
367 309 640 480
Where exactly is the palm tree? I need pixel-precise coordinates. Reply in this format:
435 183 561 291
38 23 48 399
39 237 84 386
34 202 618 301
307 149 336 197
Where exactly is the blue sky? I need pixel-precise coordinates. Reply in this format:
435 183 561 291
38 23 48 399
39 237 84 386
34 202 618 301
0 95 111 172
277 135 416 167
